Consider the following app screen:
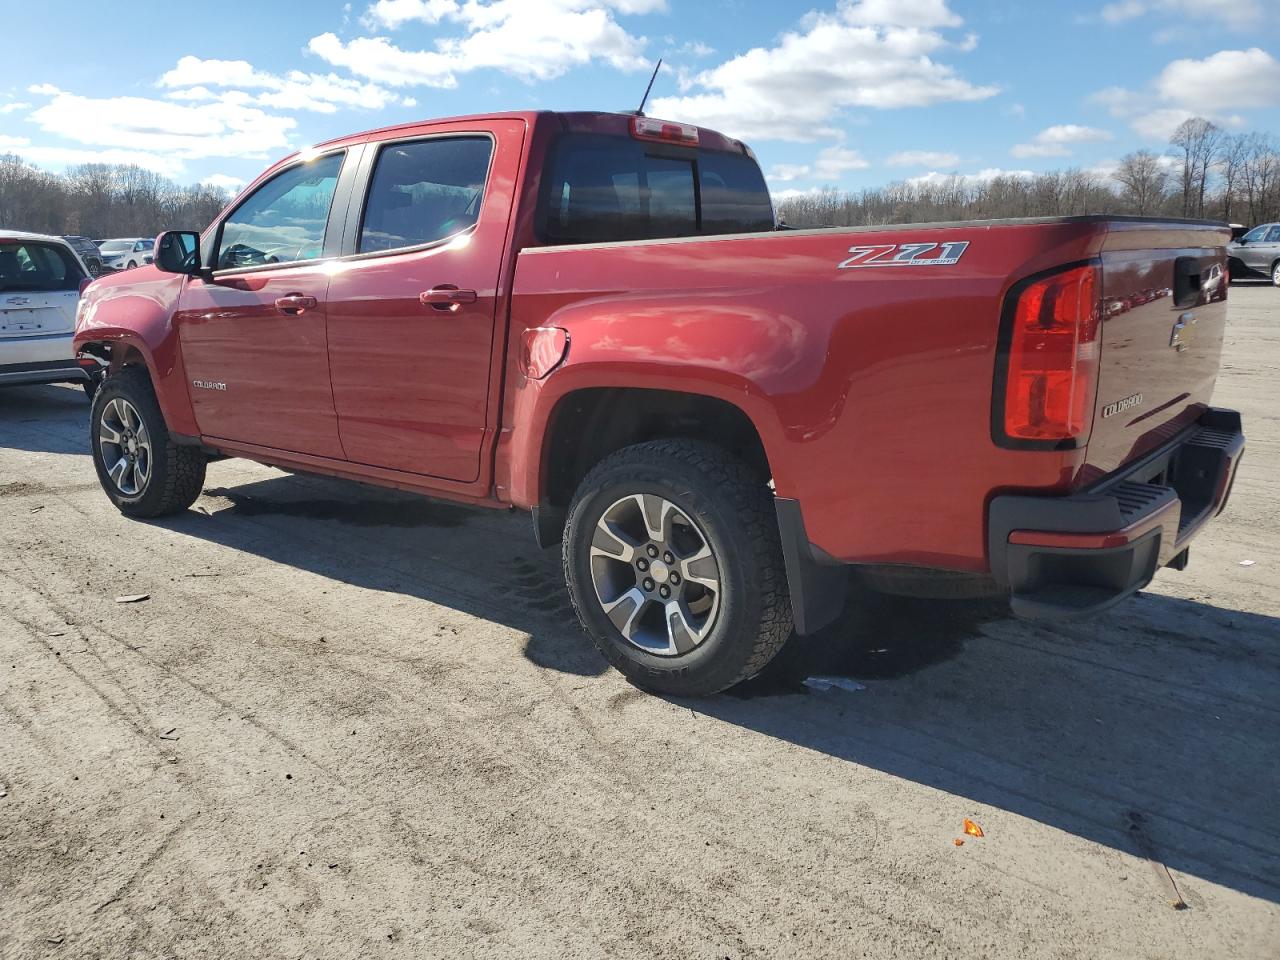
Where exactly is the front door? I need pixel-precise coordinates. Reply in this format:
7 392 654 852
176 150 349 458
325 122 523 482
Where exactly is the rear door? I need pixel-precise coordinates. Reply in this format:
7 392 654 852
0 238 83 343
1083 224 1230 479
325 120 524 481
175 148 358 458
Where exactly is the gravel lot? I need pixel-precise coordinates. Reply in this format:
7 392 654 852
1 285 1277 960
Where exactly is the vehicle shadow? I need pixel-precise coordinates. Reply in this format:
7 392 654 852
0 383 90 456
149 471 1278 908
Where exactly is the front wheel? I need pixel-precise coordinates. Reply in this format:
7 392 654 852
1272 261 1280 287
90 366 206 517
563 439 794 696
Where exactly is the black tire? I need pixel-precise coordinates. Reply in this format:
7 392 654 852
1272 260 1280 287
90 366 206 517
563 439 793 696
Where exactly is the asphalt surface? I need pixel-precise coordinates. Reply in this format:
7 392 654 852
1 284 1278 959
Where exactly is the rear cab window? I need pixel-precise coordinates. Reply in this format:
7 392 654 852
538 133 774 245
0 240 86 292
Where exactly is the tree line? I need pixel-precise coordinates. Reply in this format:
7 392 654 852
0 155 231 240
776 118 1280 229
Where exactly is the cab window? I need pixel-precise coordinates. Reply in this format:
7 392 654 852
359 136 493 254
216 152 344 270
1242 225 1268 242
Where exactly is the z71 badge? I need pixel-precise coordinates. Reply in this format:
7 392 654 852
838 241 970 269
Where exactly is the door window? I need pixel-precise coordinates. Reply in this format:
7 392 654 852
359 137 494 253
216 152 344 270
1242 225 1268 242
1266 226 1280 242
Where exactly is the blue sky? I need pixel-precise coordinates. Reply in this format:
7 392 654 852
2 0 1278 198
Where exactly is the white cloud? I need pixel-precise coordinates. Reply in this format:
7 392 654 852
365 0 459 27
1156 47 1280 112
8 145 187 177
313 0 664 87
648 1 997 142
25 85 296 163
1011 124 1113 158
0 102 30 115
1093 47 1279 139
0 134 31 148
158 55 412 113
768 145 870 183
886 149 961 167
1099 0 1270 30
201 173 246 192
907 167 1034 187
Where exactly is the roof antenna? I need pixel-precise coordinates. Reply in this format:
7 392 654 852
632 59 663 117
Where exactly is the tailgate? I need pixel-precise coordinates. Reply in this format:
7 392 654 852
1083 223 1230 479
0 291 79 339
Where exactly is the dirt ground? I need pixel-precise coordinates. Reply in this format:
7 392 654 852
1 285 1278 960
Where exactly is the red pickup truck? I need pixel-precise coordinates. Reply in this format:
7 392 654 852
74 110 1245 696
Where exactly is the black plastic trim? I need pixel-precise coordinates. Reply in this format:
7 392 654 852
775 498 846 635
988 406 1244 620
990 258 1102 452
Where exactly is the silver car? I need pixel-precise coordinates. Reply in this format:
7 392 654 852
1226 223 1280 286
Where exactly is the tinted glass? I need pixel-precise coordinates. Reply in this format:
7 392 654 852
1242 225 1267 242
0 241 85 292
217 152 344 269
1267 226 1280 242
540 133 773 245
360 137 493 253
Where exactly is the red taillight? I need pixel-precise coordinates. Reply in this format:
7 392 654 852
630 116 699 146
1000 264 1101 444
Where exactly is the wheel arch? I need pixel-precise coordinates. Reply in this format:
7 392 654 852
527 384 775 547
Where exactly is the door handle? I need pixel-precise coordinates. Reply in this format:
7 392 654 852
275 294 317 315
420 286 478 311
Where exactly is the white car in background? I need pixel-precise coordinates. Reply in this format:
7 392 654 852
97 237 154 272
0 231 98 395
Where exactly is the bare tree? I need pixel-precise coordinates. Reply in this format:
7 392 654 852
1114 151 1170 215
1170 118 1222 218
0 155 230 238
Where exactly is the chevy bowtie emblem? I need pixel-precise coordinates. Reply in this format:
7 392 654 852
1170 312 1197 352
5 296 31 306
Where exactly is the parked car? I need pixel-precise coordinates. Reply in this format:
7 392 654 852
1226 222 1280 285
73 110 1244 696
97 238 154 272
62 235 104 276
1 230 99 395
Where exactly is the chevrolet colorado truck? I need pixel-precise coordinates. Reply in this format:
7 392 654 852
73 110 1245 696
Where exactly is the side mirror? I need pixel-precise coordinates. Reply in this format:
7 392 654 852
154 230 204 276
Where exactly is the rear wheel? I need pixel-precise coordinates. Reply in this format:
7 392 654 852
1272 260 1280 287
90 366 206 517
563 439 793 696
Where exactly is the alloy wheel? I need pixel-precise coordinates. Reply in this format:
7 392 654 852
589 493 722 656
98 397 152 496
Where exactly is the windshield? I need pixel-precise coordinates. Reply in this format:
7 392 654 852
0 241 85 292
100 240 136 253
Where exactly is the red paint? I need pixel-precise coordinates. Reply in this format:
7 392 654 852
73 110 1233 577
